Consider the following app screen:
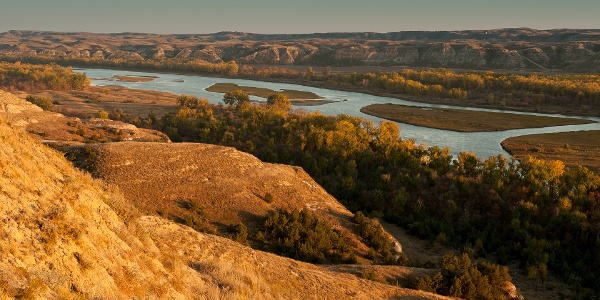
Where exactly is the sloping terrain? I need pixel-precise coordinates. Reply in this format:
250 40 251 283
1 28 599 71
70 141 401 259
0 89 169 144
12 85 181 120
0 112 448 298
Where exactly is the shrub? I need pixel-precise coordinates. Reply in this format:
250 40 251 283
259 209 354 263
25 95 53 111
352 211 399 264
414 253 514 300
263 192 274 203
96 110 109 119
229 223 249 245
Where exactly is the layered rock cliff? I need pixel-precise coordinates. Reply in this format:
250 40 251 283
1 28 599 71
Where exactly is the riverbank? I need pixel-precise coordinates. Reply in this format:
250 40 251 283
259 77 600 118
360 103 595 132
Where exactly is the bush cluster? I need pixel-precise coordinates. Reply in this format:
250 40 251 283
414 253 515 299
25 95 53 111
352 211 404 265
259 209 354 264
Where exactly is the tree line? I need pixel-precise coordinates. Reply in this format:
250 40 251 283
4 54 598 114
134 93 600 296
0 61 89 91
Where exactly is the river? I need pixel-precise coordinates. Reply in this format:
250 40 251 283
78 68 600 160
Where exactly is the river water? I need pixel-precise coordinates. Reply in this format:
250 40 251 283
79 68 600 160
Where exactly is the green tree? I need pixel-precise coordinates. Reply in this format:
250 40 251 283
176 94 201 109
304 67 315 79
223 89 250 108
225 60 239 76
96 110 109 119
266 93 291 111
25 95 53 111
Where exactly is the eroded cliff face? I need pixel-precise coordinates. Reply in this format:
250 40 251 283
1 28 599 71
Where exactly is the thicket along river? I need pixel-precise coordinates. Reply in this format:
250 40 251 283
80 68 600 160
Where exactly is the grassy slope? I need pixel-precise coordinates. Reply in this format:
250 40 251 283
0 89 169 144
70 141 389 258
0 115 446 299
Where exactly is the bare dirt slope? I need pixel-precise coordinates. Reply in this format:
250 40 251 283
76 141 393 256
0 115 448 299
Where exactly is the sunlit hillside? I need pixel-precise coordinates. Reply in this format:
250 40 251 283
0 108 447 299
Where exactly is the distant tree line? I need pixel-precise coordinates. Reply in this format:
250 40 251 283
3 55 599 114
0 61 89 91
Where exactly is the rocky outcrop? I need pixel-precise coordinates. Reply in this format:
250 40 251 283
189 47 223 63
487 47 525 69
106 50 144 61
91 50 105 58
523 47 551 65
0 90 169 143
558 42 595 64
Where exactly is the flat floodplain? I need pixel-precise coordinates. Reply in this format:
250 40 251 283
360 103 595 132
502 130 600 172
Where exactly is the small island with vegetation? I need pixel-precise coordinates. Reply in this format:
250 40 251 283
502 130 600 172
206 83 336 106
360 103 594 132
112 74 159 82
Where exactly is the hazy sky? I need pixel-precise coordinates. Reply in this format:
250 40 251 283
1 0 599 34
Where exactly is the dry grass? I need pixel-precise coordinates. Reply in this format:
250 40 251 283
1 89 169 145
68 141 382 257
1 103 447 298
361 103 594 132
502 130 600 173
